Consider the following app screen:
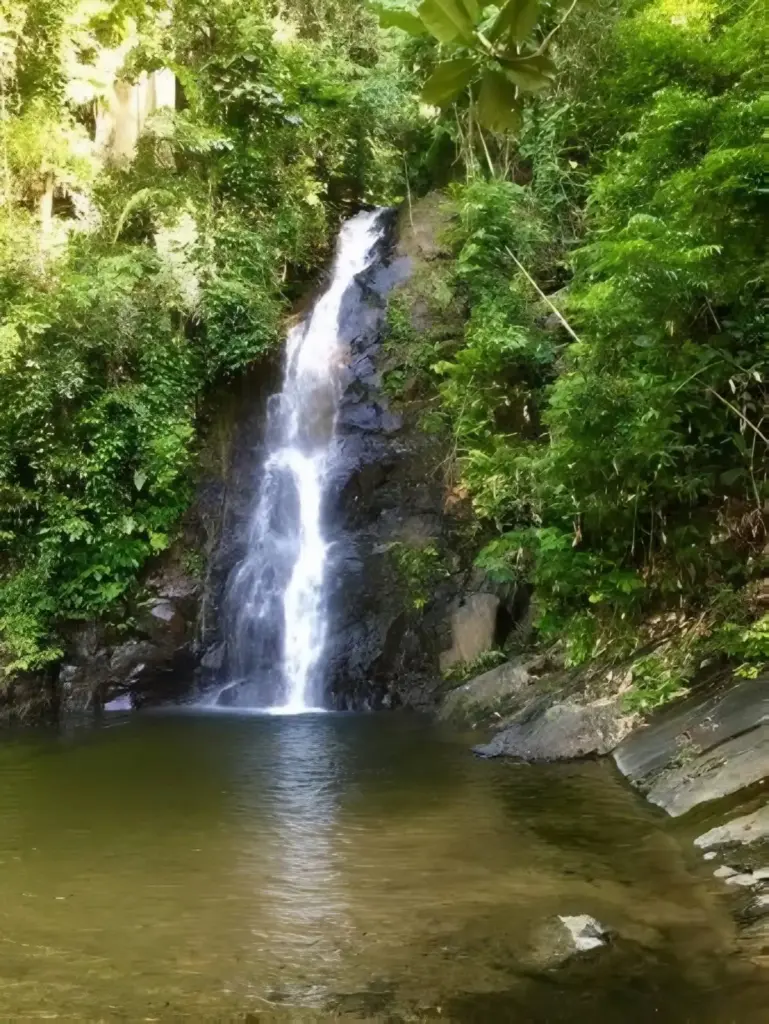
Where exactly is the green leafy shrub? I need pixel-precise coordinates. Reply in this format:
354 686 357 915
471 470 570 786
622 653 690 714
389 542 447 610
442 647 506 685
711 614 769 680
429 0 767 672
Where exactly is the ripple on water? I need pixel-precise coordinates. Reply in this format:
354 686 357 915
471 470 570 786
0 711 766 1021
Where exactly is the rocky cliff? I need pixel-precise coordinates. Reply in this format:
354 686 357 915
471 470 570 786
8 196 525 720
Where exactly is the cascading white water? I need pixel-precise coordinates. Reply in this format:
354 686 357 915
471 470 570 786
223 210 385 712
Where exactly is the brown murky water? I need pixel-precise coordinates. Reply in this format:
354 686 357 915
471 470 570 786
0 710 766 1022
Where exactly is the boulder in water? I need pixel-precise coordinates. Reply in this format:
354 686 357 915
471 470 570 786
558 914 611 952
474 696 635 761
525 914 611 969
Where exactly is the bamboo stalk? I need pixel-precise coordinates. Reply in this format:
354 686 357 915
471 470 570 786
504 246 581 343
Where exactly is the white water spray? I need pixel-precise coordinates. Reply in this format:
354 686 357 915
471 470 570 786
223 210 385 712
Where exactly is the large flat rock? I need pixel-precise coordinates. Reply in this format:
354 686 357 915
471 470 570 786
645 725 769 817
474 696 635 761
614 674 769 787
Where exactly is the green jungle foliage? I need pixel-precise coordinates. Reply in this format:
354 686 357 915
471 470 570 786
1 0 766 705
382 0 767 694
0 0 420 673
389 541 448 610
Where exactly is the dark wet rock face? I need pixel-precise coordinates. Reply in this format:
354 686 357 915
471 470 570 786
321 224 443 709
54 558 202 714
319 202 534 710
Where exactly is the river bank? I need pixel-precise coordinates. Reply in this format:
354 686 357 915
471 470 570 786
436 642 769 969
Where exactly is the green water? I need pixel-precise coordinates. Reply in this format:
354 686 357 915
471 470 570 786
0 710 766 1022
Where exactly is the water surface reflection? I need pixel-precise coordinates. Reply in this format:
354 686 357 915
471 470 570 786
0 711 766 1021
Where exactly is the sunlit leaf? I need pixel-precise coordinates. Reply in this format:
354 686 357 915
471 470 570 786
369 2 427 34
421 57 477 106
418 0 476 43
500 53 555 92
720 467 744 486
489 0 540 43
476 69 522 131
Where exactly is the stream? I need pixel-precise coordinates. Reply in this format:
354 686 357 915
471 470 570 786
0 709 767 1021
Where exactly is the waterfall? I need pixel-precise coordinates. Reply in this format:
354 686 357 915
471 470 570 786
221 210 386 712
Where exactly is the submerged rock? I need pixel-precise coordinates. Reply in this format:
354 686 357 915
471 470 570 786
526 914 611 969
558 915 611 952
696 804 769 850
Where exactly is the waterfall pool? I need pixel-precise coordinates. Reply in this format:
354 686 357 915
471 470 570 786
0 709 767 1021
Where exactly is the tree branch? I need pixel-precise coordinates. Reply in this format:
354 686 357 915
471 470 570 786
534 0 579 56
706 387 769 446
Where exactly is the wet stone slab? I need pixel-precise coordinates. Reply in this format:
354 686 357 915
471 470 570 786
646 725 769 818
614 675 769 785
613 674 769 817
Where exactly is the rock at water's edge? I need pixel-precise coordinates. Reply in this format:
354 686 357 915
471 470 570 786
439 656 532 723
474 696 636 761
644 725 769 818
614 674 769 786
696 804 769 850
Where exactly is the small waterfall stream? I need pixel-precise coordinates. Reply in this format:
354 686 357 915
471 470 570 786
222 210 385 712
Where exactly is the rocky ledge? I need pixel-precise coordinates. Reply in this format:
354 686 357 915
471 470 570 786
442 652 768 819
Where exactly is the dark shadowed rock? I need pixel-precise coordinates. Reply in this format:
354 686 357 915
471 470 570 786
320 201 518 709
